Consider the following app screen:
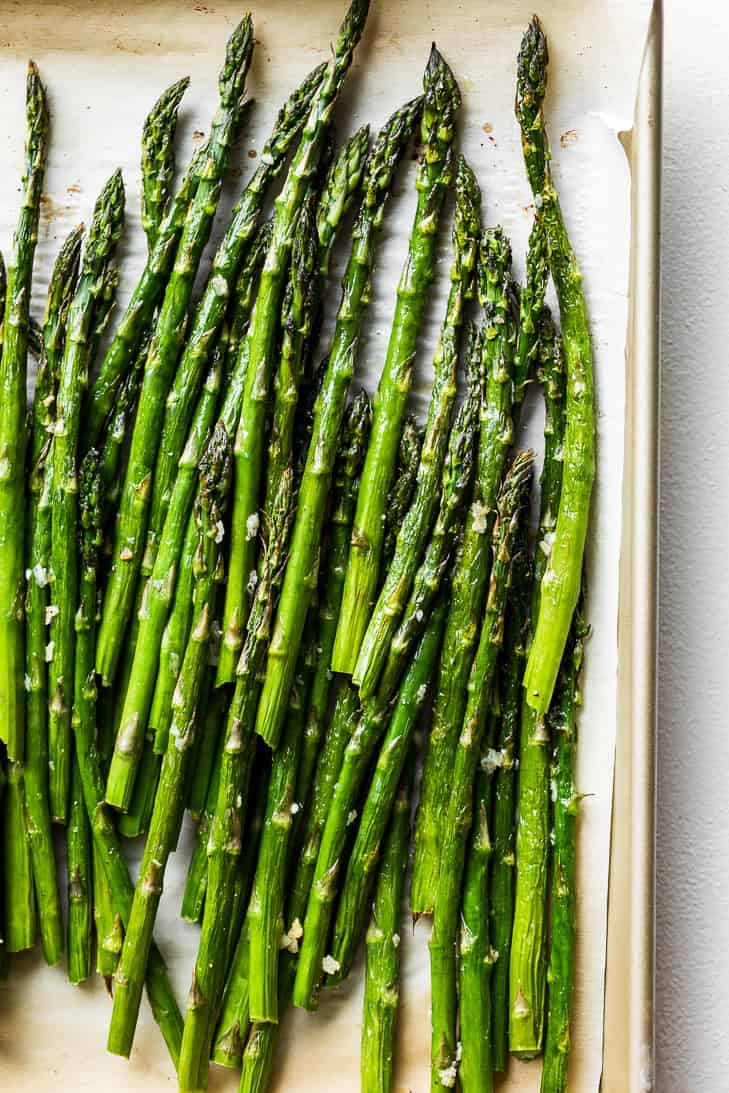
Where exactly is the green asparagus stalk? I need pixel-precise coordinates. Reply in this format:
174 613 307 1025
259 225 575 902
489 524 532 1071
93 840 123 979
178 468 294 1093
25 227 83 967
458 753 496 1093
218 0 370 686
260 191 319 525
513 218 548 414
0 63 48 761
87 263 121 373
246 395 369 1025
100 344 146 516
70 449 184 1064
186 685 227 816
141 77 190 250
332 45 460 674
0 251 6 354
67 759 93 984
429 451 533 1092
222 217 273 386
411 227 517 915
329 598 446 983
252 101 419 749
353 155 480 698
116 740 161 838
316 125 370 276
509 306 567 1057
49 169 125 822
97 19 254 704
108 431 230 1058
541 607 586 1093
109 336 225 805
517 15 596 719
213 914 252 1068
360 761 412 1093
144 64 325 586
3 760 36 951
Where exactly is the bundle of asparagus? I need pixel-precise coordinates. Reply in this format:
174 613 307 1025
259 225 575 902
0 7 595 1093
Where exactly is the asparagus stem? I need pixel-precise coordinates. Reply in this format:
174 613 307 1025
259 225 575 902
330 599 446 984
24 227 82 967
412 227 517 915
116 739 161 838
70 450 184 1065
108 431 231 1058
178 470 294 1093
49 170 125 822
67 758 93 984
489 523 531 1071
144 64 325 588
0 63 48 761
222 217 273 387
510 305 568 1057
316 125 370 277
513 219 548 415
100 339 146 517
93 840 123 979
97 19 254 705
458 753 496 1093
429 452 533 1092
149 503 198 751
361 761 412 1093
186 684 226 816
218 0 370 685
141 77 190 250
332 45 460 674
3 760 37 951
541 607 587 1093
252 101 419 749
110 336 225 799
259 191 320 531
517 16 596 719
293 396 473 1009
212 914 252 1067
354 155 480 699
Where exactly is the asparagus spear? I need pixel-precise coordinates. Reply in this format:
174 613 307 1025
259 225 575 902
332 45 460 674
218 0 370 685
429 451 533 1092
3 759 36 951
25 227 82 967
96 19 254 704
181 739 221 923
108 430 230 1057
353 155 480 698
541 606 587 1093
513 218 548 415
177 470 294 1093
141 77 190 250
143 64 325 586
489 524 532 1071
411 228 517 915
67 759 93 984
0 251 6 355
0 63 48 761
148 222 270 749
458 751 496 1093
186 686 227 816
109 335 225 803
361 762 412 1093
517 15 596 719
316 125 370 276
49 170 125 823
329 598 446 984
93 839 123 980
260 191 319 523
294 397 475 1010
70 449 184 1064
251 100 420 748
509 307 567 1056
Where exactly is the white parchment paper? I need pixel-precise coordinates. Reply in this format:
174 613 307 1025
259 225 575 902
0 1 652 1089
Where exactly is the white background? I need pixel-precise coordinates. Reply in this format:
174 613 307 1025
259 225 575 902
657 1 729 1089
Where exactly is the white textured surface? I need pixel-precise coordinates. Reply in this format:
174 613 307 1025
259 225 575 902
657 2 729 1091
0 1 654 1089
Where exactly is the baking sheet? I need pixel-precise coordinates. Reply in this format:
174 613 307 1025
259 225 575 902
0 1 653 1089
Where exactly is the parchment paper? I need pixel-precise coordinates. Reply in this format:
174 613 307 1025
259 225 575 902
0 1 652 1089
